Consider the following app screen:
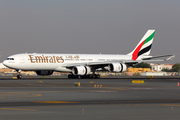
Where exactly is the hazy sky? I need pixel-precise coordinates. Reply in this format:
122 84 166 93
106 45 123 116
0 0 180 63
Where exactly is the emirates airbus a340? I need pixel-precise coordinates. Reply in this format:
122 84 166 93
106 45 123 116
3 30 175 79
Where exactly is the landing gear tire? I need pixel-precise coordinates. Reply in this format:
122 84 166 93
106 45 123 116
96 74 100 78
17 75 22 79
68 74 79 79
82 74 100 79
68 74 71 79
92 74 100 79
89 74 93 78
68 74 100 79
16 70 22 79
92 74 96 78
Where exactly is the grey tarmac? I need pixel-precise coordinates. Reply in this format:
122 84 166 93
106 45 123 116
0 77 180 120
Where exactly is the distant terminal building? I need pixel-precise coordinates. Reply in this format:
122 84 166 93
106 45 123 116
127 68 151 73
141 72 169 76
150 63 174 72
125 68 151 76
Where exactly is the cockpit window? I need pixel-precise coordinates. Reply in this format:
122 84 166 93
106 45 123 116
6 58 14 60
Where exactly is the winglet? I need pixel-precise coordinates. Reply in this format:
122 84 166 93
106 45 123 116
165 55 175 61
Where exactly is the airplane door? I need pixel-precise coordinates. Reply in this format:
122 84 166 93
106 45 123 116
20 55 25 64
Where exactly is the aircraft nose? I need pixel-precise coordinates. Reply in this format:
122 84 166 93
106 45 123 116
3 60 9 67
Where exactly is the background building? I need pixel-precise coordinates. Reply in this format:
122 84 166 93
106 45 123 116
150 63 174 72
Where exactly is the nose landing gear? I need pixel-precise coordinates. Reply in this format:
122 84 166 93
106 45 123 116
16 70 22 79
17 74 22 79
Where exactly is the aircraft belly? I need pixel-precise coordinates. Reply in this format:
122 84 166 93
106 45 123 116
55 66 71 72
22 63 58 70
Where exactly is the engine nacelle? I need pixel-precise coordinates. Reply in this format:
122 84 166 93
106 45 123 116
72 66 91 75
108 63 127 72
35 70 54 76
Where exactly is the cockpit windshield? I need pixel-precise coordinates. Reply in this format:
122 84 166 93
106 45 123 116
6 58 14 60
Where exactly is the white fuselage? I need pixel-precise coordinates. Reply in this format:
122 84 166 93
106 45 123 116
2 30 173 79
3 53 132 72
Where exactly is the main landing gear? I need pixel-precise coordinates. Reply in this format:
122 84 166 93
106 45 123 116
16 70 22 79
68 74 100 79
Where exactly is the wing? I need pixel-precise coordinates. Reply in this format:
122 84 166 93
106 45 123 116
62 55 175 68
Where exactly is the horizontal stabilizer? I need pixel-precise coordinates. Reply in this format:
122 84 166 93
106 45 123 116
142 55 175 61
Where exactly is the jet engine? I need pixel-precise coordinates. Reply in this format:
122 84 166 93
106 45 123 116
72 66 91 75
35 70 54 76
108 63 127 72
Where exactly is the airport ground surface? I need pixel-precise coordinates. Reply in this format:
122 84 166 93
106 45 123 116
0 77 180 120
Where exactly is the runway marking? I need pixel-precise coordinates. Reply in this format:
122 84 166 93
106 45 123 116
25 94 42 97
91 91 117 92
23 103 180 110
0 92 28 95
0 92 42 99
132 80 144 83
131 91 180 96
32 90 120 93
0 108 38 111
131 88 153 90
155 92 180 96
33 101 80 104
30 99 180 105
105 87 128 90
125 99 174 103
90 81 94 83
161 104 180 106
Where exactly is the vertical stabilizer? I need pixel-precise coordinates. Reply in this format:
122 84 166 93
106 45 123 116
128 30 155 60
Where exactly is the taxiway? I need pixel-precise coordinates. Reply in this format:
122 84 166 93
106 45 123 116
0 78 180 120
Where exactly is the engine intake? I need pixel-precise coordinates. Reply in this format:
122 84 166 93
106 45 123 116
36 70 54 76
72 66 91 75
108 63 127 72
